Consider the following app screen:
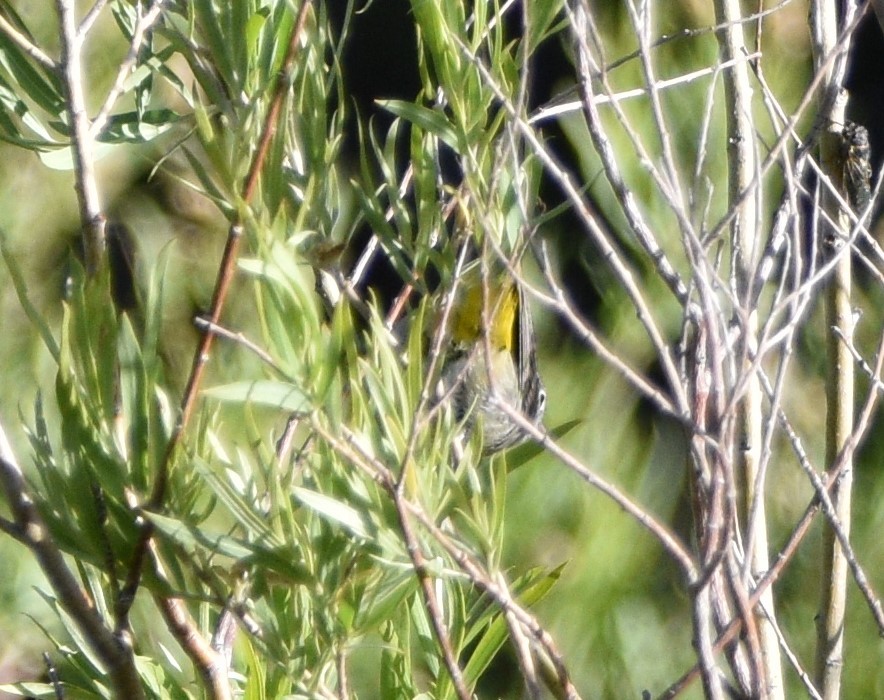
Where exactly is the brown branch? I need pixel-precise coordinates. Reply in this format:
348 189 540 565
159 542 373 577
0 423 145 699
146 535 231 700
392 491 472 700
116 0 315 684
656 350 884 700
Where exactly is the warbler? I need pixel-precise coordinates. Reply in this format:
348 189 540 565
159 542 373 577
440 268 546 453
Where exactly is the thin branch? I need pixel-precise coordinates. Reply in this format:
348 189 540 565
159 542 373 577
145 530 231 700
193 317 287 376
55 0 105 271
811 3 860 695
657 338 884 700
0 12 56 70
704 4 867 248
534 242 679 419
759 354 884 637
79 0 110 36
0 422 145 700
409 504 582 700
529 53 760 124
498 571 542 700
499 401 698 579
90 0 167 139
392 490 472 700
568 1 693 307
42 652 64 700
690 581 726 700
713 0 783 694
312 420 582 700
310 420 473 700
602 0 792 74
757 600 823 700
453 30 692 418
117 0 314 656
624 0 685 215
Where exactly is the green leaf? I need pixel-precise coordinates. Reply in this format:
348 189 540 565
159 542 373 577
98 109 180 144
293 486 372 540
0 30 63 115
462 563 566 685
243 633 267 700
378 100 462 151
34 590 108 680
1 242 59 360
147 511 312 584
354 570 416 631
204 380 308 412
148 511 253 558
505 419 582 469
193 458 285 546
0 682 63 699
193 0 237 93
38 140 116 170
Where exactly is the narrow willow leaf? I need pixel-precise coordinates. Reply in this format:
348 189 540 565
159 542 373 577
0 33 63 114
378 100 461 151
0 682 60 699
146 511 313 587
293 486 372 540
462 563 566 685
204 380 308 412
1 243 59 360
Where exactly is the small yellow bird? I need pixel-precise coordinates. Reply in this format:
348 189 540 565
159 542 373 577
441 269 546 453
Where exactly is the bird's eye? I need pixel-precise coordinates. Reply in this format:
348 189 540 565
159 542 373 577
536 387 547 417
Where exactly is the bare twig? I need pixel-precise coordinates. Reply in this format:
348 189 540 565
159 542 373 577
42 652 64 700
408 503 582 700
756 601 823 700
498 571 542 700
529 53 760 124
145 533 232 700
0 12 56 70
658 337 884 700
79 0 110 36
193 316 287 375
534 242 679 419
453 29 692 418
55 0 106 271
568 1 693 307
90 0 167 139
392 490 472 700
810 2 860 696
713 0 784 695
704 4 867 249
500 401 697 578
760 348 884 636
